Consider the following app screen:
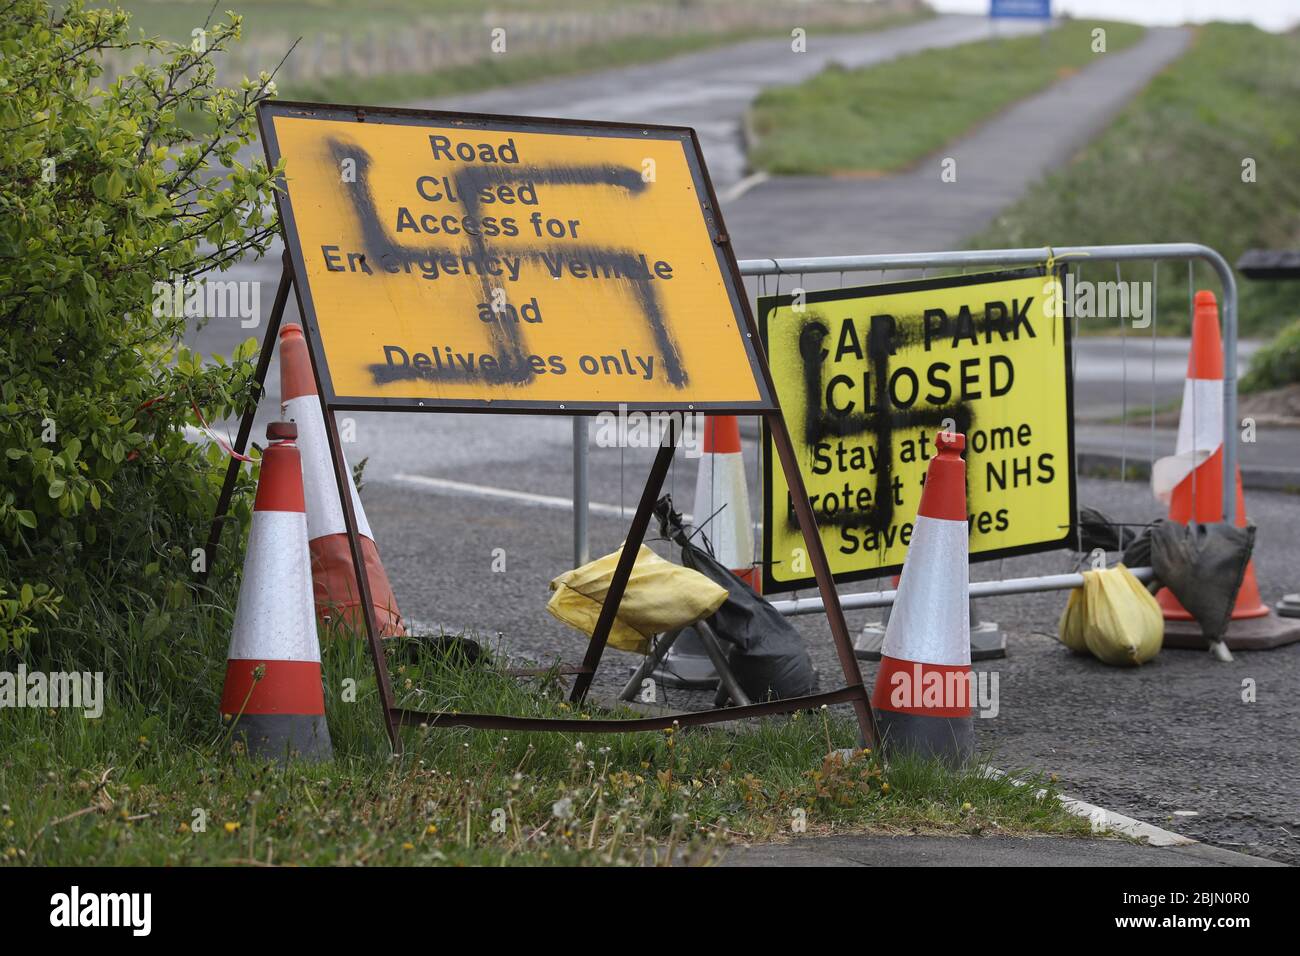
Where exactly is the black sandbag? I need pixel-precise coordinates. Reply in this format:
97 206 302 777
654 496 816 701
1120 524 1153 571
1147 520 1255 643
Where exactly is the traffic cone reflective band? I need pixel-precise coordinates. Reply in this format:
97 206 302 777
1152 292 1267 621
220 422 332 762
279 324 405 637
693 415 756 588
871 432 973 764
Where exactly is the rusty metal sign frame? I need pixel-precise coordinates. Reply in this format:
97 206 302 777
203 102 878 754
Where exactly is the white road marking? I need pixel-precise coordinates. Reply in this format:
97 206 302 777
719 170 769 204
388 472 769 542
390 472 632 518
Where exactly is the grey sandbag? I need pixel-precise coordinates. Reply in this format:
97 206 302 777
654 496 816 701
1135 520 1255 644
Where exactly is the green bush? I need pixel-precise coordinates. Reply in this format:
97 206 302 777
1242 318 1300 393
0 1 282 654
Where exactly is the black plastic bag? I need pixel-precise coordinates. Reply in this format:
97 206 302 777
1077 505 1138 554
654 496 816 701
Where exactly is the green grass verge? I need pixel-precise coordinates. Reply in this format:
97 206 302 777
1 601 1086 865
971 24 1300 339
1243 317 1300 392
747 20 1143 176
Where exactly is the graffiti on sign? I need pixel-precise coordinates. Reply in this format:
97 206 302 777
760 268 1075 593
259 103 771 411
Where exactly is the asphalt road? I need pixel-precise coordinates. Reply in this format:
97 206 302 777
182 17 1300 863
1072 337 1257 421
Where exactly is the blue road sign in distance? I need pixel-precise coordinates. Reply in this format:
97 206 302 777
990 0 1051 18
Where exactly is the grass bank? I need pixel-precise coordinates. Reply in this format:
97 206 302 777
971 24 1300 339
1 602 1085 865
747 20 1142 176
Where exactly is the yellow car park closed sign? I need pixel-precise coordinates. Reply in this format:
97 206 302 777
760 268 1076 593
258 102 771 411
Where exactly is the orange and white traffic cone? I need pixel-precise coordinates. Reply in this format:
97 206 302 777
655 415 755 689
871 431 973 764
279 323 405 638
1151 292 1299 650
220 422 332 762
693 415 757 588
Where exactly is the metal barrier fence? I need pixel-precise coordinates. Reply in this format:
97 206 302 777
572 242 1239 608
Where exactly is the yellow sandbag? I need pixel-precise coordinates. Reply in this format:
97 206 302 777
1080 563 1163 666
1057 584 1089 653
546 544 729 655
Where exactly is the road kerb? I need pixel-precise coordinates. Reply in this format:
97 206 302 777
988 767 1285 864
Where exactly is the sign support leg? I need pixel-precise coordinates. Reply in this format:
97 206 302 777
568 430 678 705
301 366 403 755
199 252 293 584
766 410 880 749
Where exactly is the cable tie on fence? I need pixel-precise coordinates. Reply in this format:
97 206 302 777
1044 246 1092 274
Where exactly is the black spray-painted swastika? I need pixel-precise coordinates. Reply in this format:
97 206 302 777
325 139 688 389
792 311 971 535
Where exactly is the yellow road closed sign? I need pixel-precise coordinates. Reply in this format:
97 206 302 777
259 102 771 411
760 268 1076 593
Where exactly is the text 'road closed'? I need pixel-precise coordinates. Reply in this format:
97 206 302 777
261 104 770 411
